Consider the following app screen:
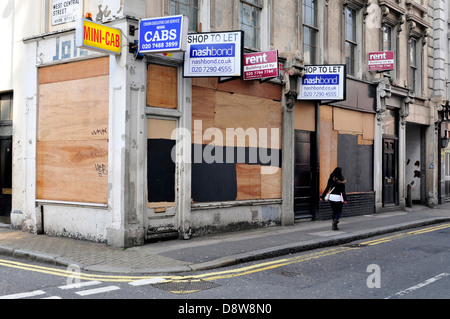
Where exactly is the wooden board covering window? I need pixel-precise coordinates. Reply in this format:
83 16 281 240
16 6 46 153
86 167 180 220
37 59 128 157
147 64 178 109
37 57 109 204
192 79 283 202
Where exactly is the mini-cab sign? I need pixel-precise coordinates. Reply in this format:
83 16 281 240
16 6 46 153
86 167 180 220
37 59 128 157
76 19 121 55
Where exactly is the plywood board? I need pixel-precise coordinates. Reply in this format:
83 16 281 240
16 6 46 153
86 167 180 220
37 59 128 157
294 101 316 131
192 86 216 144
319 120 338 193
148 118 177 140
236 164 261 200
147 64 178 109
333 107 363 134
218 78 282 101
39 57 109 85
215 91 282 149
37 140 109 203
38 76 109 142
37 59 109 204
261 167 282 199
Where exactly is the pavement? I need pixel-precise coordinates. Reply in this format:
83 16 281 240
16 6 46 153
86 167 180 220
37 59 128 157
1 204 450 275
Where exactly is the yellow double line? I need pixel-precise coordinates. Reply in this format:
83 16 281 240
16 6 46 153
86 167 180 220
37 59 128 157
360 223 450 246
1 223 449 289
0 258 169 283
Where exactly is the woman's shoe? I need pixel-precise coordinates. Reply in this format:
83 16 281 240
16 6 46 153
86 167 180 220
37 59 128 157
332 220 339 230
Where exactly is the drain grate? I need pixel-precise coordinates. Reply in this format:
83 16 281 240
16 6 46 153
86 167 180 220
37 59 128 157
153 279 221 295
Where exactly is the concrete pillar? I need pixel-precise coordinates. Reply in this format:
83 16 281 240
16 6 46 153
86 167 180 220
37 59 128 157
281 51 304 226
106 17 147 248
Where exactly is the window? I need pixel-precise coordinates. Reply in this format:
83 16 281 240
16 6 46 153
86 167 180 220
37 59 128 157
303 0 318 65
170 0 199 31
383 25 392 51
382 25 395 79
345 7 357 76
410 38 422 93
0 92 13 122
240 0 262 50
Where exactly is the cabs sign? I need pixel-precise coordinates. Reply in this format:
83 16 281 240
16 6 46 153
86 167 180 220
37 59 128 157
76 19 121 55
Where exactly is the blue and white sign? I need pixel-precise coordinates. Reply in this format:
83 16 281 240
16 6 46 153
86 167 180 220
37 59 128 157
183 31 243 78
139 15 188 54
298 65 346 101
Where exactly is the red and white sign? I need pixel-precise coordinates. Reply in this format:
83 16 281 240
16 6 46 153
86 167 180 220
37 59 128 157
368 51 395 72
244 50 278 80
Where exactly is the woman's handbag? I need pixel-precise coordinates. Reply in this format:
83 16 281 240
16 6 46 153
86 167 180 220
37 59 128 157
324 187 335 201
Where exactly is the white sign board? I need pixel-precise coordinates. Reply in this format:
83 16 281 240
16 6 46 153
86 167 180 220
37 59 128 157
51 0 81 26
184 31 243 78
298 65 346 101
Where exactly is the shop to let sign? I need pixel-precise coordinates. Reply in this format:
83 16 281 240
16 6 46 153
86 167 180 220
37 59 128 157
76 19 121 55
298 65 346 101
369 51 395 72
139 15 188 54
184 31 243 78
243 50 278 81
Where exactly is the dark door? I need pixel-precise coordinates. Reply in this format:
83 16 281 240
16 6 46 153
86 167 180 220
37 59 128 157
294 131 316 219
383 138 397 206
0 136 12 221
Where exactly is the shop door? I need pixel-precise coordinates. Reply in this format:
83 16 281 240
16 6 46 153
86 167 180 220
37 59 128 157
383 138 397 206
294 131 315 219
0 136 12 222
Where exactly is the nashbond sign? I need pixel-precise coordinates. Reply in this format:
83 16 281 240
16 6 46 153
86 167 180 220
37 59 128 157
76 19 122 55
184 31 243 78
298 65 346 101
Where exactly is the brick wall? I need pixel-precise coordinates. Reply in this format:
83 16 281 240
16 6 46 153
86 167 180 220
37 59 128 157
317 192 375 220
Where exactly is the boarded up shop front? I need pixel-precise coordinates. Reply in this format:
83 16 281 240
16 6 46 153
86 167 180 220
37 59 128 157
145 61 283 237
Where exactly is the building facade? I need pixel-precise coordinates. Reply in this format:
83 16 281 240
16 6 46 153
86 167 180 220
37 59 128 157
0 0 443 248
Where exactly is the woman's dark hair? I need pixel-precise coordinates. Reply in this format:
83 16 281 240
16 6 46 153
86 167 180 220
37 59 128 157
330 167 345 181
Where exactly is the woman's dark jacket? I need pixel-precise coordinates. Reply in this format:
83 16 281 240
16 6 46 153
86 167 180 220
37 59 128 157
321 177 348 202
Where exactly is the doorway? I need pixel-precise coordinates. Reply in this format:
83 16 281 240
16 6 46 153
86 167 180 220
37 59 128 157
294 130 316 219
0 136 12 223
383 138 397 206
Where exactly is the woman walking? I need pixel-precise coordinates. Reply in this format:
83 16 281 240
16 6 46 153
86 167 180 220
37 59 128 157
320 167 347 230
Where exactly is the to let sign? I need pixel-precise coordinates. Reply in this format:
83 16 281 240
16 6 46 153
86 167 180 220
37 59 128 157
369 51 394 72
184 31 243 78
243 50 278 81
298 65 346 101
139 15 188 54
76 19 121 55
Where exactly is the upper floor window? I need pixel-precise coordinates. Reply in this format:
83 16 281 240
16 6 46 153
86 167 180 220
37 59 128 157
345 7 357 76
240 0 263 50
170 0 199 31
410 38 422 94
0 92 13 123
303 0 318 65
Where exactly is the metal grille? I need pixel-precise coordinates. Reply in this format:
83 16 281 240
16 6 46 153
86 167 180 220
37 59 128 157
153 279 221 295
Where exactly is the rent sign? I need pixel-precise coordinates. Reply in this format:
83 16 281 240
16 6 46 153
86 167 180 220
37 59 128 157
243 50 278 81
76 19 121 55
368 51 395 72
